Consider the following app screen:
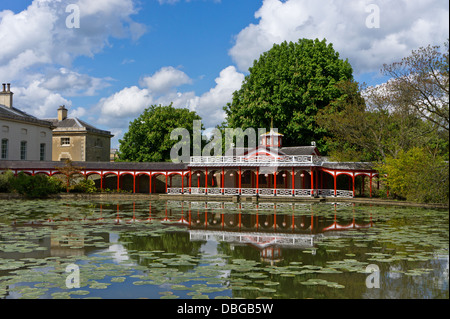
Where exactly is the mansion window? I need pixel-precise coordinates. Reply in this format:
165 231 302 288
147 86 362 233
1 139 8 160
20 141 27 160
61 137 70 146
40 143 46 161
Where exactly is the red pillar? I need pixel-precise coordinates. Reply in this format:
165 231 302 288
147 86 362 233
310 168 314 195
334 172 337 197
205 168 208 194
117 174 120 191
292 167 295 196
100 173 103 190
352 173 355 197
370 175 373 198
221 167 225 194
238 167 242 195
189 169 192 193
165 174 168 194
273 170 277 195
256 167 259 195
133 174 136 193
181 173 184 194
149 173 152 194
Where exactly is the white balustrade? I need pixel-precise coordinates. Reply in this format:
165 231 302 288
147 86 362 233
259 189 274 196
294 189 312 197
336 190 354 198
189 155 318 166
241 188 258 196
168 187 353 198
317 189 335 197
224 188 240 195
207 188 223 195
167 188 184 194
275 189 294 196
190 188 206 195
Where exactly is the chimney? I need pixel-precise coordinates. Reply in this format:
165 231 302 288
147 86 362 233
0 83 13 108
58 105 68 121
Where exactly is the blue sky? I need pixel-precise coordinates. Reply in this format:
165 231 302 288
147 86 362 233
1 0 448 148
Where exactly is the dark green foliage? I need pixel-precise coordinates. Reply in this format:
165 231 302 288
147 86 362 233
0 170 14 192
376 148 449 204
118 103 202 162
9 173 64 199
224 38 354 153
71 179 97 194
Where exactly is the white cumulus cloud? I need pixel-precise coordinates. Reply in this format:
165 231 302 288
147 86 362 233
229 0 449 75
139 66 192 95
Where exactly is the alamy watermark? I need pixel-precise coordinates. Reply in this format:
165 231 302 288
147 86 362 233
65 264 80 289
365 264 380 288
365 4 380 29
170 120 278 163
66 4 80 29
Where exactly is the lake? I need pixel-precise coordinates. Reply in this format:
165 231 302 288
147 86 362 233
0 199 448 299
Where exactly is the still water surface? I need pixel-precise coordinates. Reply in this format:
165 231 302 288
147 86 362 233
0 199 448 299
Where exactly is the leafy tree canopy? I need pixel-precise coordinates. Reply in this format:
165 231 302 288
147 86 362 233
118 104 202 162
224 38 354 153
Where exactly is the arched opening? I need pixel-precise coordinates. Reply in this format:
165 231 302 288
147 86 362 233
86 173 102 190
336 173 354 195
191 170 205 189
119 173 134 193
223 169 238 189
151 173 167 194
355 174 370 197
136 173 150 193
103 172 118 191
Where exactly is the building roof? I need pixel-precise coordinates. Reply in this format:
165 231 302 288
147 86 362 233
0 104 54 128
45 117 113 136
224 145 320 157
280 146 320 156
0 160 188 171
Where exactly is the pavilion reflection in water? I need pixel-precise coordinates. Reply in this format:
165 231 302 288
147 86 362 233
3 201 374 264
166 201 374 263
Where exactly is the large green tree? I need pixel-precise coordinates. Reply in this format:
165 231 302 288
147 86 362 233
224 38 354 153
118 104 202 162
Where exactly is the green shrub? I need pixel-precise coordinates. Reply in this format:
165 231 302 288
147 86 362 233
0 170 14 192
10 173 64 198
71 179 97 193
377 147 449 204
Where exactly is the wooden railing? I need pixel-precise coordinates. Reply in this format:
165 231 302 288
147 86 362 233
189 155 321 166
166 188 353 198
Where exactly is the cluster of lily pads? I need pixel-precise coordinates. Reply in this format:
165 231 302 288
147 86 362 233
0 199 448 299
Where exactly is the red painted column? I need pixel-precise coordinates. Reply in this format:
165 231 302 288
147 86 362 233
292 167 295 196
256 167 259 195
310 168 314 195
181 173 184 194
369 175 373 198
165 174 168 194
205 168 208 194
100 173 103 190
334 172 337 197
133 174 136 193
221 167 225 194
352 173 355 197
117 174 120 191
189 169 192 193
238 167 242 195
149 172 152 194
273 170 277 195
